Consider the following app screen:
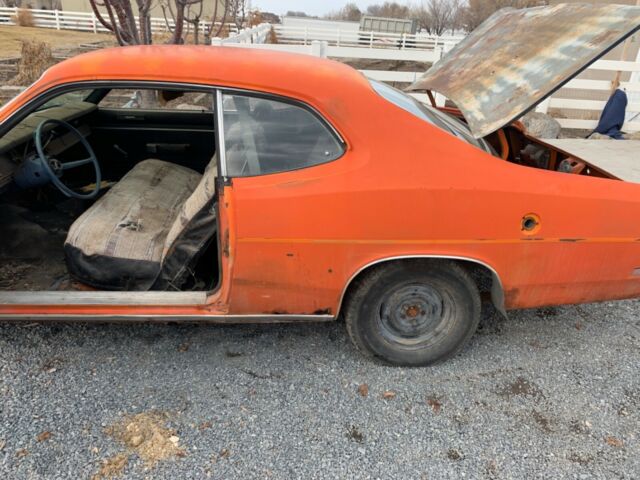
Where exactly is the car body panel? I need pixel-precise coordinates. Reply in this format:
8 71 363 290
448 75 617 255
408 4 640 138
1 45 640 321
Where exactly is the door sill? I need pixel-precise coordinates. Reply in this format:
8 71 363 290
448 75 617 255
0 291 208 305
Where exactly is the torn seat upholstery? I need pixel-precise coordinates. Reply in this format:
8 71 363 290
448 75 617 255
64 157 218 290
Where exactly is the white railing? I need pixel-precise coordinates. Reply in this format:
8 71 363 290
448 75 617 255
213 23 271 45
537 60 640 133
272 24 463 52
0 7 238 36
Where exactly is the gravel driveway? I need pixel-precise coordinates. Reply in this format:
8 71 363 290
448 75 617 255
0 300 638 479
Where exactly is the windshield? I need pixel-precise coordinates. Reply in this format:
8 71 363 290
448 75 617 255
369 80 493 153
35 90 93 112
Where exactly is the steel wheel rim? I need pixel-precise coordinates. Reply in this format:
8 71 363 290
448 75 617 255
376 282 453 348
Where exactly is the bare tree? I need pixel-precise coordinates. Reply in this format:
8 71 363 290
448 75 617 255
89 0 241 46
463 0 548 32
366 2 411 19
159 0 204 44
413 0 455 36
87 0 149 45
204 0 233 42
228 0 248 30
326 2 362 21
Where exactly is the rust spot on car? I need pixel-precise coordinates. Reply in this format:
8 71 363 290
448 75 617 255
504 288 520 305
271 309 289 315
559 238 585 242
328 268 333 273
521 237 544 241
222 229 230 258
313 308 332 315
286 253 294 257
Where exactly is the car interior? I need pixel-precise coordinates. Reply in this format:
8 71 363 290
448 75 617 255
0 86 222 293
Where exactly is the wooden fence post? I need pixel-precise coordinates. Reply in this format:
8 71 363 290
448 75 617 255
310 40 327 58
54 9 60 30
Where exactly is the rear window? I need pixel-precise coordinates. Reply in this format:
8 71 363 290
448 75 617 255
369 80 493 153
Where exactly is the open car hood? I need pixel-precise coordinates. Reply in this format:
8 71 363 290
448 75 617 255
408 4 640 139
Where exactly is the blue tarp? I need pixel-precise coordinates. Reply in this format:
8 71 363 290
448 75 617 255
593 89 628 139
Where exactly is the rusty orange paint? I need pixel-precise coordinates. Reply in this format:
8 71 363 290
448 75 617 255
2 46 640 320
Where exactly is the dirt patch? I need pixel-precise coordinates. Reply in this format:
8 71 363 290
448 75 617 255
345 424 364 443
567 452 593 465
447 448 463 461
92 453 128 480
531 410 553 433
498 376 543 399
339 58 430 72
535 307 559 319
100 411 185 474
426 395 442 413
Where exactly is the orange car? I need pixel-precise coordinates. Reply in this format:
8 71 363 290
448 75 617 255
0 5 639 365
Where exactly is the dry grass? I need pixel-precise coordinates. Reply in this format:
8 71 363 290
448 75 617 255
0 25 113 58
9 40 55 86
11 9 35 28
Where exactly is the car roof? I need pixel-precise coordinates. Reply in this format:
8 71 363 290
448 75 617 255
39 45 371 104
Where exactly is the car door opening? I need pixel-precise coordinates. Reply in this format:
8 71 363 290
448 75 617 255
0 85 221 293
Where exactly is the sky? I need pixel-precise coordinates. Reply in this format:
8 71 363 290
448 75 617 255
252 0 373 17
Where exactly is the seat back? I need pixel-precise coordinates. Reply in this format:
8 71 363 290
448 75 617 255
153 155 219 289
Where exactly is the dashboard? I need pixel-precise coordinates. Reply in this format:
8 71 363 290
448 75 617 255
0 102 97 189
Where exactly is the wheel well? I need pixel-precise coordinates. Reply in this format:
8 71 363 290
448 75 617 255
338 257 506 318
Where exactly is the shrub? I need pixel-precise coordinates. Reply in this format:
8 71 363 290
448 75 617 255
11 8 35 27
267 26 278 44
10 40 55 86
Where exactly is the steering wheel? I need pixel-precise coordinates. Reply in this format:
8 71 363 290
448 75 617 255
34 118 102 199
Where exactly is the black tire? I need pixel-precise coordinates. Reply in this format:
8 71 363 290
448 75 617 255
344 260 481 366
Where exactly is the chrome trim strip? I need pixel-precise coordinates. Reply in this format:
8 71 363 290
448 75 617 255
336 255 506 316
0 291 208 305
215 89 228 178
0 314 334 323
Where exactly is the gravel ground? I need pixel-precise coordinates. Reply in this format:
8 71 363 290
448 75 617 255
0 300 638 479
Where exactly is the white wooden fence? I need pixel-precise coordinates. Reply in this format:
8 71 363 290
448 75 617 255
0 6 238 36
272 24 464 52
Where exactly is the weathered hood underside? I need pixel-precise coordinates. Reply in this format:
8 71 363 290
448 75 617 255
408 4 640 139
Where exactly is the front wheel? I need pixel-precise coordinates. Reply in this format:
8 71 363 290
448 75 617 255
344 260 481 366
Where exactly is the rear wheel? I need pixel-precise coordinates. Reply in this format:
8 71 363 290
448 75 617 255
344 260 481 366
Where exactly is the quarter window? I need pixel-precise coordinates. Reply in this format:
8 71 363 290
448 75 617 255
222 93 344 177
